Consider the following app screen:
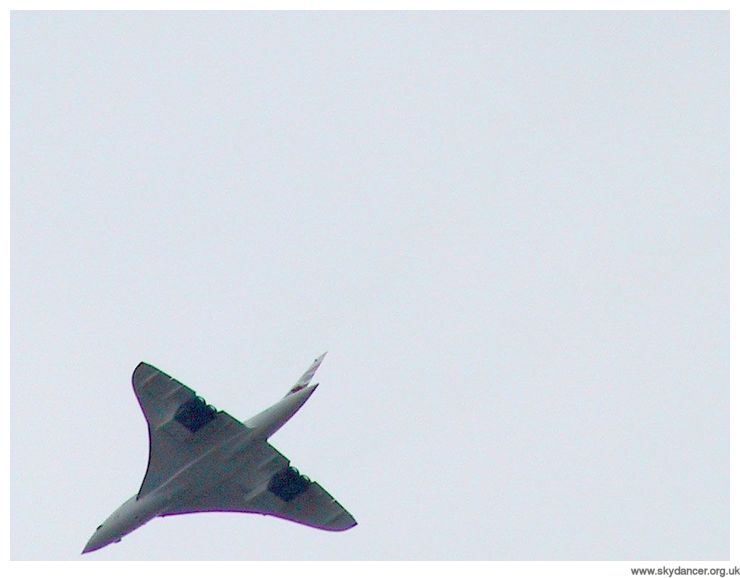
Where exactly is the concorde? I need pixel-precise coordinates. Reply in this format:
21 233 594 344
82 353 356 554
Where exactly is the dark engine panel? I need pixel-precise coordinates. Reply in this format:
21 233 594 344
174 396 217 433
268 467 311 502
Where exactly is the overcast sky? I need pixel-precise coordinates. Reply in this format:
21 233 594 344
11 11 728 560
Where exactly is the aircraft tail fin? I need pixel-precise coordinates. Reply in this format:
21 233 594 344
286 352 327 396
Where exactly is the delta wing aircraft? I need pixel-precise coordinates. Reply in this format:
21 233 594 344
83 353 356 554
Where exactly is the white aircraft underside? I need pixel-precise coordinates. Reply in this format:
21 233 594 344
83 353 356 554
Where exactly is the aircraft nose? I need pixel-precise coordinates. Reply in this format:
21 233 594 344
82 527 107 554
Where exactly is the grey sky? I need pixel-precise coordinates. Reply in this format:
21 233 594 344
11 11 728 560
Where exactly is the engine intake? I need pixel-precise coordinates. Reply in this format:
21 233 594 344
174 396 217 433
268 467 311 502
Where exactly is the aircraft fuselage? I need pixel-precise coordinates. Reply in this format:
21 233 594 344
83 383 318 553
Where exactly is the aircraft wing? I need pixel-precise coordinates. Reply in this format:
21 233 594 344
160 442 357 531
133 362 249 498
